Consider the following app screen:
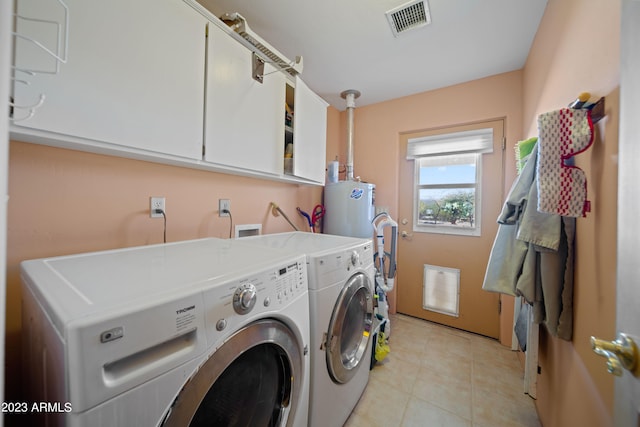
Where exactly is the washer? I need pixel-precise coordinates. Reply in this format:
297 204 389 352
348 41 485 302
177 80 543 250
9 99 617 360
242 232 375 427
20 238 310 427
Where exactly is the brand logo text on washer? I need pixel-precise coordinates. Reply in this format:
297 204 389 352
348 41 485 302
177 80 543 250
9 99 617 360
176 305 195 315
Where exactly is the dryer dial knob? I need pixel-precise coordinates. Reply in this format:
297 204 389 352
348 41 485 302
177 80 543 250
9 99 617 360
350 251 360 267
233 283 257 315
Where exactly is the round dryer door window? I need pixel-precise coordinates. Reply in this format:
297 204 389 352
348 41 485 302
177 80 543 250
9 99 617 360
161 319 303 427
326 271 373 384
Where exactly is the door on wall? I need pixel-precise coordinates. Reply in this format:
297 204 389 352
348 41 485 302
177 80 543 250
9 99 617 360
610 1 640 423
396 119 504 339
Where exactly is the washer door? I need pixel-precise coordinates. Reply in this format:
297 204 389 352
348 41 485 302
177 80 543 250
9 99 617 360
326 271 373 384
162 319 302 427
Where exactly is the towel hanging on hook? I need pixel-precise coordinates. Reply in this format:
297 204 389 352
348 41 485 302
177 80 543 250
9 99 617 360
537 107 594 217
536 93 605 218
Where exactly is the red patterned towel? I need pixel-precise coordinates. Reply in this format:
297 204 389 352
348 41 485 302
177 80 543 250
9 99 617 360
536 108 594 217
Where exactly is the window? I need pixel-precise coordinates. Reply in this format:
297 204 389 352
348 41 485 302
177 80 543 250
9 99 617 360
415 153 481 235
407 127 493 236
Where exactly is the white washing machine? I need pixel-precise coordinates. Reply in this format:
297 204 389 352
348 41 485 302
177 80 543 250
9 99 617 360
20 238 310 427
242 232 375 427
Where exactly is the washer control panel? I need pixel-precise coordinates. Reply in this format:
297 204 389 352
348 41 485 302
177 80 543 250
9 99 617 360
204 255 308 340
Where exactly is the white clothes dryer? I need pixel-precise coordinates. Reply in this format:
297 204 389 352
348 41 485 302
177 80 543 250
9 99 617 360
20 238 310 427
242 232 375 427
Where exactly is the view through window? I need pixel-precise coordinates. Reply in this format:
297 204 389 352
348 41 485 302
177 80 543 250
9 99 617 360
415 153 481 236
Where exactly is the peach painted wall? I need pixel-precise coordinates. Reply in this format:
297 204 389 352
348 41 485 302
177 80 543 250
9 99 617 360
522 0 620 426
5 140 323 402
339 70 524 346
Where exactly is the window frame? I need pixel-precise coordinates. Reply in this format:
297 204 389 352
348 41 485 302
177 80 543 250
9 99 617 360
412 152 483 237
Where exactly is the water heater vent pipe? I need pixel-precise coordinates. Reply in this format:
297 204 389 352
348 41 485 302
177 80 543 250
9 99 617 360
340 89 360 181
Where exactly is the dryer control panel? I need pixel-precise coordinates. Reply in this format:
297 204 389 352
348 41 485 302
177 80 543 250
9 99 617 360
309 242 374 290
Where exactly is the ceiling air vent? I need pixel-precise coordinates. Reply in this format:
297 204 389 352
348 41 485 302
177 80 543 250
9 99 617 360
385 0 431 37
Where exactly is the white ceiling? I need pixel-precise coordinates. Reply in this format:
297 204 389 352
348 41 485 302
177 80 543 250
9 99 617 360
198 0 548 110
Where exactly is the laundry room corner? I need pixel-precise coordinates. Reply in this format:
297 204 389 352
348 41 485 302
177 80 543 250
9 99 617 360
333 70 524 342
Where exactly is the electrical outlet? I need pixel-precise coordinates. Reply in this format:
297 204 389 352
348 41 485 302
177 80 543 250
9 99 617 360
219 199 230 217
150 197 165 218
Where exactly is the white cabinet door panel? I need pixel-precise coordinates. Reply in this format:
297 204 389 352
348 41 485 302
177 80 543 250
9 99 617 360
292 77 328 183
13 0 206 160
204 23 284 175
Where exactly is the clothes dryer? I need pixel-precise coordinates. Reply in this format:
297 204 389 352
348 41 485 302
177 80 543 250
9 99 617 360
242 232 375 427
20 238 310 427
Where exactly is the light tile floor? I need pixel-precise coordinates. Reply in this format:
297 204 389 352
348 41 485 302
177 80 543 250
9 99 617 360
344 314 541 427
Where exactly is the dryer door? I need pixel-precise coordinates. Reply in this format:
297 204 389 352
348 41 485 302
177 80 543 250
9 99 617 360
326 271 374 384
161 319 303 427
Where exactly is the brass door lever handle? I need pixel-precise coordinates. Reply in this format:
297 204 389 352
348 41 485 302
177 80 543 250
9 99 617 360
590 333 638 376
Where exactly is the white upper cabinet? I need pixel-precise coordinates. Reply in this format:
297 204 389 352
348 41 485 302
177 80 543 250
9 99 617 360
12 0 206 160
10 0 328 185
289 77 328 183
204 19 328 184
204 22 285 176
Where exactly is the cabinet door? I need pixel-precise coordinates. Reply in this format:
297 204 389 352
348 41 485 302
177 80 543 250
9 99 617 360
12 0 206 160
204 22 284 175
292 77 328 183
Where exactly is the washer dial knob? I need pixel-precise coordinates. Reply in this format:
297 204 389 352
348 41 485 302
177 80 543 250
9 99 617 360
233 283 257 315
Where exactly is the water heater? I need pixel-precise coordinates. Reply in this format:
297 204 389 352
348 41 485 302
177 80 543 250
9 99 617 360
324 181 375 238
